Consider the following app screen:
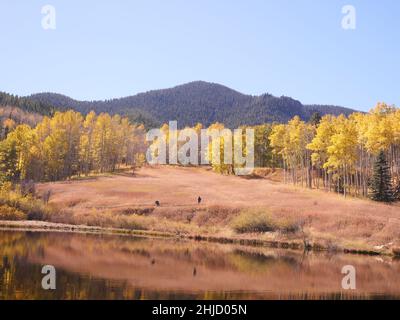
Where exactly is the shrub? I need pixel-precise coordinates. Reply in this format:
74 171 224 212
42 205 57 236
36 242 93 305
120 207 154 216
20 180 36 197
0 191 52 221
0 205 27 221
230 209 277 233
230 208 302 234
274 217 302 234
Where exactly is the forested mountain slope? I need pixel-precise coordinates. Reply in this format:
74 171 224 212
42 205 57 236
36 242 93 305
27 81 358 127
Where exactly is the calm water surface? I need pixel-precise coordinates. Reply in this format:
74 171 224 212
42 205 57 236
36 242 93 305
0 230 399 300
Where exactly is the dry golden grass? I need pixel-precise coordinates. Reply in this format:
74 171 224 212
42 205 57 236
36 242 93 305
0 205 27 221
35 166 400 251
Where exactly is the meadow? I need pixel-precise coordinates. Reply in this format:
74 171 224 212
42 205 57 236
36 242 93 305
13 165 397 255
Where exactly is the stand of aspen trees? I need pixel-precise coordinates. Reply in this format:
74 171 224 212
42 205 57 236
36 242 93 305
270 103 400 197
1 103 399 199
148 122 273 175
140 102 400 199
0 110 147 183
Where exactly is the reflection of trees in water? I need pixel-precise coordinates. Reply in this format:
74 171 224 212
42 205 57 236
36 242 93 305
0 253 274 300
0 255 193 299
228 249 301 274
0 231 55 259
2 230 400 299
86 236 239 270
0 231 250 299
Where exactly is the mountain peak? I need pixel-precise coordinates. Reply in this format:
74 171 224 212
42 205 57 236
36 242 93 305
25 81 358 127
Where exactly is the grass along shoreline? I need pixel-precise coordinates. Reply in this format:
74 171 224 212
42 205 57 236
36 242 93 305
0 220 176 238
0 219 396 258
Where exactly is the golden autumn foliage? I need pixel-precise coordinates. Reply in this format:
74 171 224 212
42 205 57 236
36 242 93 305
2 102 400 200
271 103 400 197
0 110 146 182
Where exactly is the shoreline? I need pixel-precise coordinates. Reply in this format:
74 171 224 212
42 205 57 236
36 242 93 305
0 220 394 258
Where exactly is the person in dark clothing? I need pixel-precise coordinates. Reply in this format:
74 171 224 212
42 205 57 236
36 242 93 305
155 200 160 207
197 196 202 204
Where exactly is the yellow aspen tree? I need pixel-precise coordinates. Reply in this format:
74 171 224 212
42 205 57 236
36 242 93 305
79 111 97 175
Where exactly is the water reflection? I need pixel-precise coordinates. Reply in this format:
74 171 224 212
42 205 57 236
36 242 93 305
0 230 399 300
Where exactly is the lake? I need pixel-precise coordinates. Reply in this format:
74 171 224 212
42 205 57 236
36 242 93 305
0 230 399 300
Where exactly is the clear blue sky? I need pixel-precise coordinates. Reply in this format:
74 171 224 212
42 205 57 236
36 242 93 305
0 0 399 111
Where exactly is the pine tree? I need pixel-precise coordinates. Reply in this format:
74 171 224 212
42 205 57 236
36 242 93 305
370 151 395 202
0 138 19 183
309 112 322 126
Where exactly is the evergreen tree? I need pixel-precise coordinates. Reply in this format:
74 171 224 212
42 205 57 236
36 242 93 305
0 138 19 183
370 151 395 202
309 112 322 126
